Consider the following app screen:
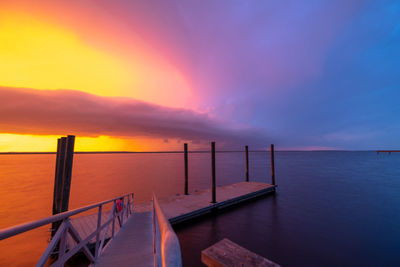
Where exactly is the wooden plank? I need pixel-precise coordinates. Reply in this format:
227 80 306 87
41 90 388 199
201 238 280 267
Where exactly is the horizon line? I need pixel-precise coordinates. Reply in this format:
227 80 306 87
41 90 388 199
0 149 389 155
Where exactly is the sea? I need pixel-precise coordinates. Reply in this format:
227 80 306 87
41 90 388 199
0 151 399 266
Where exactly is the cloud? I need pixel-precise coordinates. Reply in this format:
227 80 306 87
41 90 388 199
0 87 270 147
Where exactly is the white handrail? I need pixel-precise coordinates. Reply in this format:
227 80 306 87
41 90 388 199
0 192 134 266
0 193 133 240
153 193 182 267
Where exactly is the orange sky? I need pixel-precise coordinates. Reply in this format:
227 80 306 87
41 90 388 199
0 134 188 152
0 10 193 107
0 2 194 151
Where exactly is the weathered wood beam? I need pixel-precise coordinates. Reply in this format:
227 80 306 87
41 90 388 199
202 238 280 267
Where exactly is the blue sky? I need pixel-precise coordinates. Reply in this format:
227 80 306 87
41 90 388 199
171 0 400 149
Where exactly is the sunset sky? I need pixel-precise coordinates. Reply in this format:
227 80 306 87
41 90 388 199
0 0 399 151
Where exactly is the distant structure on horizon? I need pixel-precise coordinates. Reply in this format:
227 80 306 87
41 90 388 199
376 150 400 154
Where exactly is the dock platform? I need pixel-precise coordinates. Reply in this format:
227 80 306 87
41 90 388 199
68 181 275 265
135 181 275 224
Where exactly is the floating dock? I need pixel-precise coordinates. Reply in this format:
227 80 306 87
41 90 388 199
71 181 275 239
68 181 276 266
71 181 275 234
134 181 275 224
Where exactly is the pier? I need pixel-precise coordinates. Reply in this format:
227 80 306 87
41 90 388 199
376 150 400 154
0 136 278 266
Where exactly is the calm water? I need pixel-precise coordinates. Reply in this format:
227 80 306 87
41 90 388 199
0 152 399 266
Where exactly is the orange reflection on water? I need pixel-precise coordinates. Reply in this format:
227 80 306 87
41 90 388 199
0 153 193 265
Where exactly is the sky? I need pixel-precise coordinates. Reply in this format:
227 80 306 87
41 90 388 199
0 0 399 151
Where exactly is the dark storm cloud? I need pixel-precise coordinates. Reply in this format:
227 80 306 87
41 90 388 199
0 87 270 147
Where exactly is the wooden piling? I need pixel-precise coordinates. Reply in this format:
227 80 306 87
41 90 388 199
270 144 275 185
245 145 249 182
211 142 216 203
52 138 61 216
52 138 66 215
61 135 75 212
52 137 67 236
184 143 188 195
51 135 75 237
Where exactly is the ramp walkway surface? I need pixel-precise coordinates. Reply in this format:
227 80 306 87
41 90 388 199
94 212 153 267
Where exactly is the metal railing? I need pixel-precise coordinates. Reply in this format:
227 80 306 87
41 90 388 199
153 193 182 267
0 193 134 266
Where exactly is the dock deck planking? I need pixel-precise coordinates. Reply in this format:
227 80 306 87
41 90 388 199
68 210 121 247
135 181 275 224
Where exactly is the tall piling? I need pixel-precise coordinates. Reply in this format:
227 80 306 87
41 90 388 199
52 137 66 216
61 135 75 212
184 143 188 195
245 145 249 182
270 144 275 185
211 142 216 203
51 135 75 236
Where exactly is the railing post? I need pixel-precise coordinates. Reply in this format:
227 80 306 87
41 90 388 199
112 200 116 238
125 196 128 221
128 195 131 215
184 143 189 195
58 220 68 259
121 198 125 226
131 193 134 212
152 196 157 256
211 141 216 203
95 205 102 259
245 145 249 182
270 144 275 185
